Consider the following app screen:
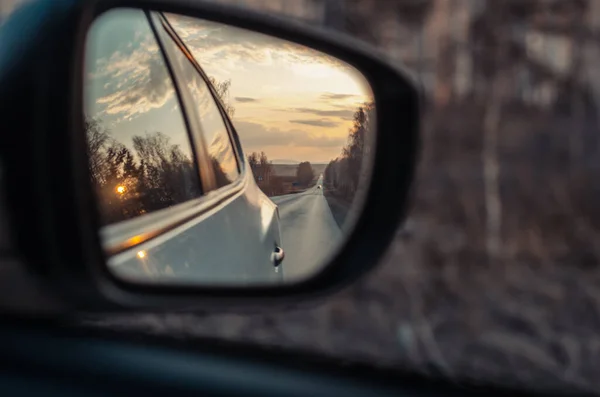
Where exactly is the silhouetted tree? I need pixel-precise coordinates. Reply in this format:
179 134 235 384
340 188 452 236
323 102 374 200
247 151 272 183
84 118 199 225
248 152 259 170
342 102 374 193
259 151 272 182
132 132 199 211
97 141 136 223
296 161 315 186
246 151 285 196
85 116 111 188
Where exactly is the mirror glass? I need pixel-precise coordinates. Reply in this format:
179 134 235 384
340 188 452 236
83 8 375 286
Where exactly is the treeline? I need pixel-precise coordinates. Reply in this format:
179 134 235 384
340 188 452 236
247 151 283 196
248 152 316 197
86 117 199 225
324 102 374 202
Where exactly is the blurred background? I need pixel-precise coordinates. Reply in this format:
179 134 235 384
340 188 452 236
6 0 600 393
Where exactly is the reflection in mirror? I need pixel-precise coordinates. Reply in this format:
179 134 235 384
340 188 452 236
84 8 375 287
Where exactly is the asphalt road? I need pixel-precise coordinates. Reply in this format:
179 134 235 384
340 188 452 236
270 175 343 281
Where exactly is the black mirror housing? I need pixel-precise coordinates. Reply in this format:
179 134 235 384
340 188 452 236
0 0 420 311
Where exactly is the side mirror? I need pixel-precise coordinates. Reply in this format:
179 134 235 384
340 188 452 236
0 0 419 311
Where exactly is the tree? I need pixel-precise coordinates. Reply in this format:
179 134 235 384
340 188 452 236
247 152 259 170
325 158 343 191
85 116 111 188
259 151 272 183
246 151 283 196
296 161 315 186
247 151 271 183
131 131 198 211
84 117 199 225
208 77 235 118
323 102 374 200
95 141 137 224
342 102 374 194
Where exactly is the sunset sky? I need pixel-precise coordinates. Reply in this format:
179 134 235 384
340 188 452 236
86 9 373 164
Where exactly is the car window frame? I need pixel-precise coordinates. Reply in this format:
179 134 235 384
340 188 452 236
91 10 245 260
84 9 206 250
97 10 251 257
160 12 246 177
156 12 244 191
